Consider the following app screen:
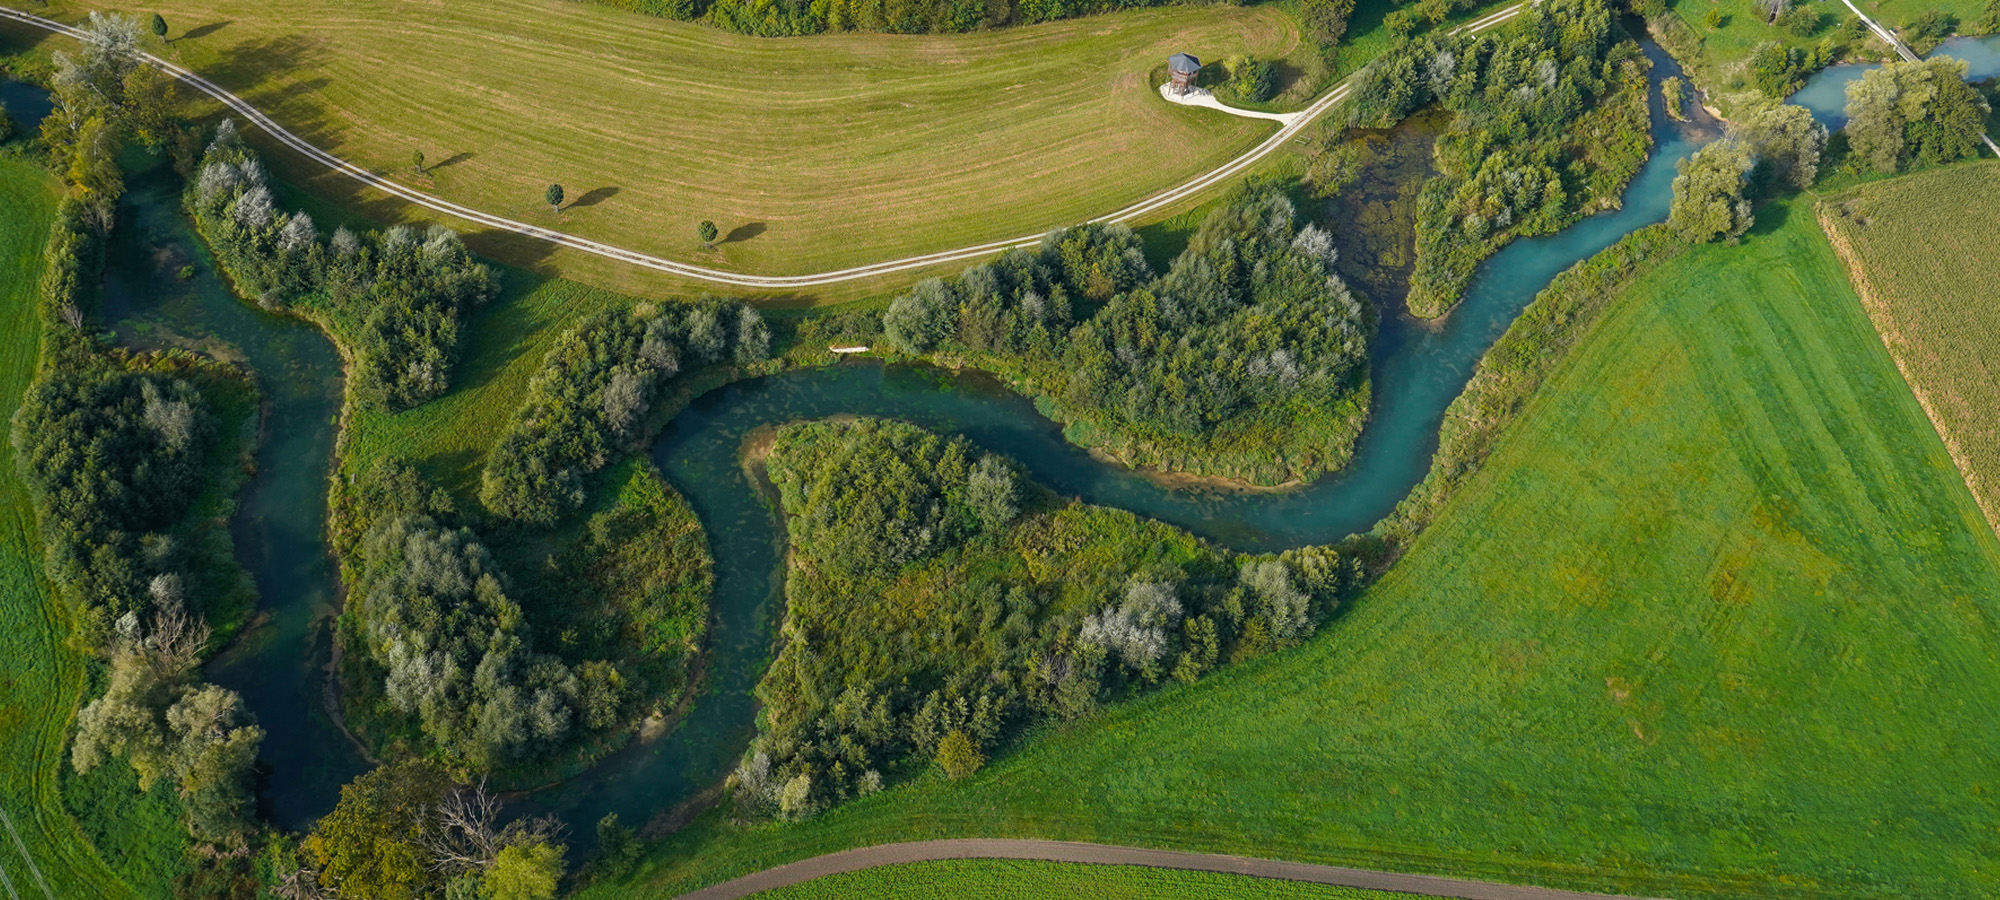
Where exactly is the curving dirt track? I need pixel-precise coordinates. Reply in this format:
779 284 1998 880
0 2 1527 288
675 838 1666 900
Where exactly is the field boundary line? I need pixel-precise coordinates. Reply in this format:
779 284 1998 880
0 2 1527 287
0 809 53 900
675 838 1668 900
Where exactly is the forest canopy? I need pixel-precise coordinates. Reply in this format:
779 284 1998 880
188 124 497 411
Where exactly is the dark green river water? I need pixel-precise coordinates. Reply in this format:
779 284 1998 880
18 34 1756 835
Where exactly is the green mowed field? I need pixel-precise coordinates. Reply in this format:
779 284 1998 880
590 203 2000 900
1819 160 2000 536
12 0 1296 277
748 859 1436 899
0 159 137 898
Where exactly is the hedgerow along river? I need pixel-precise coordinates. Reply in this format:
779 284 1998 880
25 32 1826 834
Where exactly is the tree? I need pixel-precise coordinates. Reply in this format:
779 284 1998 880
964 455 1017 532
481 841 566 900
150 13 168 40
305 762 451 900
936 728 984 779
413 149 426 175
1296 0 1356 58
1667 138 1756 243
1734 102 1826 191
544 183 563 212
698 220 718 248
1844 58 1991 172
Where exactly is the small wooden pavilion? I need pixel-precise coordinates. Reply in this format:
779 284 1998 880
1167 53 1201 96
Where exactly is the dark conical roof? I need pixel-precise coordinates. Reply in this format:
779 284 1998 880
1168 53 1201 74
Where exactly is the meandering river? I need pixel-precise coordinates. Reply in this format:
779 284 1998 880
45 28 1983 835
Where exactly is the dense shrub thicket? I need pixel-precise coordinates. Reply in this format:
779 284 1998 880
741 418 1357 816
480 299 768 524
885 184 1373 485
341 457 712 776
1344 0 1651 317
188 124 497 411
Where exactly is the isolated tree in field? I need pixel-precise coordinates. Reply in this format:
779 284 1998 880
412 149 425 175
545 183 564 212
1668 138 1756 243
1844 58 1991 172
150 13 168 41
699 220 718 248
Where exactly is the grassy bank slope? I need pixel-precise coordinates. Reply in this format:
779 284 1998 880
749 859 1435 899
16 0 1295 277
1819 160 2000 535
0 159 137 898
589 201 2000 900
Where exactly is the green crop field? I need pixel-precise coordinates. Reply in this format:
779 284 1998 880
1819 160 2000 537
11 0 1301 279
747 859 1436 899
585 202 2000 900
0 159 139 899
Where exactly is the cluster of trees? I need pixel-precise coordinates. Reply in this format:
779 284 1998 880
1843 57 1992 173
343 455 713 777
13 369 216 640
342 461 621 772
37 12 183 221
741 418 1357 816
480 299 768 525
70 602 263 848
1668 102 1825 243
188 124 497 410
279 762 567 900
591 0 1213 37
885 185 1374 485
1747 38 1835 97
1344 0 1652 317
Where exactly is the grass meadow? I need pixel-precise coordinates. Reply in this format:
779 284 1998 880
748 859 1436 899
0 158 141 899
1818 160 2000 537
584 200 2000 900
10 0 1298 278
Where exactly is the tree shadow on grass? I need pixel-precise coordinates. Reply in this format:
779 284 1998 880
566 186 619 209
722 222 766 244
429 151 473 170
179 20 232 42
